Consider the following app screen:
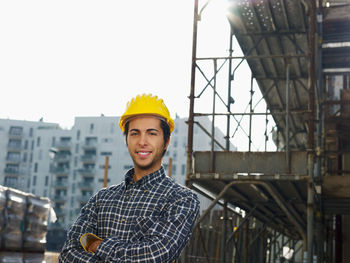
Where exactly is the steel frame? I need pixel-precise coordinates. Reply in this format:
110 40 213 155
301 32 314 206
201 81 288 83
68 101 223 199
184 0 326 263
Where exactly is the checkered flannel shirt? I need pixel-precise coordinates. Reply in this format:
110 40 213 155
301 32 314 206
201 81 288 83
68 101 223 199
59 167 199 262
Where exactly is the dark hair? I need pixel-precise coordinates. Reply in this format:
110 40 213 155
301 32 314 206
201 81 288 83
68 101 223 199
123 119 171 156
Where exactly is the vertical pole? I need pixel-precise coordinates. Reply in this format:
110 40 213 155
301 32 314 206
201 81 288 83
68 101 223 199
248 75 254 151
103 156 109 188
210 59 217 172
186 0 199 187
168 157 173 178
286 62 291 172
335 215 342 263
243 219 249 263
221 201 228 263
307 0 316 262
265 105 268 151
226 27 234 151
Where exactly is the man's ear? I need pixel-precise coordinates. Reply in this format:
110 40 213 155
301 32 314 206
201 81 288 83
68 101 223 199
164 138 170 150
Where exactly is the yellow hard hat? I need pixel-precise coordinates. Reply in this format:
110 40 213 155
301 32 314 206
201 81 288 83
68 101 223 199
119 94 175 133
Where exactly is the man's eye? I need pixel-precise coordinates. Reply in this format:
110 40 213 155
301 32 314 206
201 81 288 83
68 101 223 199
149 132 158 136
130 132 138 136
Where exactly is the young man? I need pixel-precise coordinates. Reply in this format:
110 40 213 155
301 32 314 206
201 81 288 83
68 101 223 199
59 94 199 262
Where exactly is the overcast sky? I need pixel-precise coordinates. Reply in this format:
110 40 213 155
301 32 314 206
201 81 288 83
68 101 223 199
0 0 275 150
0 0 232 128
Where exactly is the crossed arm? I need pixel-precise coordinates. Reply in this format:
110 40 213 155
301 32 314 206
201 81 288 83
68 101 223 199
58 191 199 262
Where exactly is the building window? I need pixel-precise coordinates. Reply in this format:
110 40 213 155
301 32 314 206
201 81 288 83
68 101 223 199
24 140 28 150
99 165 111 169
9 126 23 136
29 127 33 137
75 143 79 154
77 130 81 140
22 152 27 162
33 176 37 186
181 164 186 175
36 137 41 147
90 123 94 133
45 176 49 186
31 140 34 150
29 153 33 163
34 163 38 173
51 137 56 147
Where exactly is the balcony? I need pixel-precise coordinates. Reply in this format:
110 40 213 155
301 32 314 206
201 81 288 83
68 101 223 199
4 167 20 176
50 167 70 175
78 181 94 190
52 195 67 203
6 156 21 164
79 195 91 203
77 168 95 177
82 141 97 150
8 129 23 139
80 154 96 163
52 180 69 189
55 208 66 217
7 143 22 151
53 154 71 163
55 141 72 150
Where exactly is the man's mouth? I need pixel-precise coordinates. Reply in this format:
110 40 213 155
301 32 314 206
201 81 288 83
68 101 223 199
137 151 151 157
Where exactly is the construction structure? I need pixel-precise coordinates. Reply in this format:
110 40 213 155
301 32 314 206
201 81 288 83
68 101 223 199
185 0 350 262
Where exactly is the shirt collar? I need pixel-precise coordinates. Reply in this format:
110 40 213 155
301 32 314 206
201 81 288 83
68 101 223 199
124 166 166 189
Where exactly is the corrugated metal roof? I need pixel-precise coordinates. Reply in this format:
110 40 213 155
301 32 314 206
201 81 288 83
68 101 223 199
226 0 350 149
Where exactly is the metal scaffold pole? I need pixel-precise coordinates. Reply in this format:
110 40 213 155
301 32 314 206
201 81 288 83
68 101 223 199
307 0 316 262
186 0 199 186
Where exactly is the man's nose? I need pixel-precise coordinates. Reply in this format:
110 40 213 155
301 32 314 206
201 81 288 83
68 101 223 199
138 133 148 145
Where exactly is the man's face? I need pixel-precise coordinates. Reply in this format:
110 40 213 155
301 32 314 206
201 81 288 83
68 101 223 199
127 116 169 177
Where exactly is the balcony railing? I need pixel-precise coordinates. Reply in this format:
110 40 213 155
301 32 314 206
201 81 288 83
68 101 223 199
82 141 97 149
77 168 95 176
6 156 21 163
55 208 66 216
8 129 23 138
79 196 91 203
53 180 69 188
7 144 22 151
55 141 72 149
78 181 94 190
52 195 67 203
4 167 20 175
54 154 71 163
80 155 96 163
50 167 70 175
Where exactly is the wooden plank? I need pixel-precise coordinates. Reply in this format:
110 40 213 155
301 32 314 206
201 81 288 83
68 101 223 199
323 176 350 198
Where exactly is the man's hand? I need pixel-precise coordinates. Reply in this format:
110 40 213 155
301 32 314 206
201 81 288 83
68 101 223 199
87 240 102 253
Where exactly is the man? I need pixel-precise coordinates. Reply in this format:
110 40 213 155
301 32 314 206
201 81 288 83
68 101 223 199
59 94 199 262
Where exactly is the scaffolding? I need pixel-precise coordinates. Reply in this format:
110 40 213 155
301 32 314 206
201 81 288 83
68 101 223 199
184 0 350 262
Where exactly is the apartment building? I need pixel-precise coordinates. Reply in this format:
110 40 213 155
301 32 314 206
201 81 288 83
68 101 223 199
0 116 234 231
0 119 59 192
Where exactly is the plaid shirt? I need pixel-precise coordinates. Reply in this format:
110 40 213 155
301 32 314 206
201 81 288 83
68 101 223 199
59 167 199 262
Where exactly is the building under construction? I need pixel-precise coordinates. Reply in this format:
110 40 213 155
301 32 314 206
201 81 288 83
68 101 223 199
184 0 350 262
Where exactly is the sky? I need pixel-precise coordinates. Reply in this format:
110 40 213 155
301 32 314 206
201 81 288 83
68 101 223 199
0 0 275 150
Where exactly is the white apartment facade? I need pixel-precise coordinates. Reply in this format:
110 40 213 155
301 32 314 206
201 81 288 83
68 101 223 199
0 116 235 230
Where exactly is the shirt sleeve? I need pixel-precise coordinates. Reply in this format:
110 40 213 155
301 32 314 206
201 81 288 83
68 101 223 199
58 191 102 263
95 190 199 263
